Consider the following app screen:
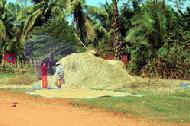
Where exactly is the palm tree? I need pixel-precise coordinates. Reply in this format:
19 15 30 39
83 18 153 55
87 1 127 58
0 0 6 43
87 1 129 56
0 0 14 66
111 0 125 60
126 1 167 50
87 3 111 48
16 0 56 49
0 0 57 63
63 0 96 45
0 19 6 66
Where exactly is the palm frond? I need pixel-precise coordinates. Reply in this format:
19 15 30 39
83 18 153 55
126 27 148 46
126 28 139 42
132 12 154 33
19 9 43 45
94 23 105 32
0 0 5 8
84 17 96 41
16 2 44 22
63 4 74 16
156 10 167 33
87 6 108 17
71 0 85 7
0 19 6 42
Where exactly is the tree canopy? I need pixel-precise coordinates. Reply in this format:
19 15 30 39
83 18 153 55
0 0 190 79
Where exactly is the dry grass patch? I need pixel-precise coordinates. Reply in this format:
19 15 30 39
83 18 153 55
6 74 36 85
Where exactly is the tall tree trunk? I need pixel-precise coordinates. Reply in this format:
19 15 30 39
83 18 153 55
74 4 86 44
162 0 166 11
79 26 85 43
1 46 5 67
112 0 125 60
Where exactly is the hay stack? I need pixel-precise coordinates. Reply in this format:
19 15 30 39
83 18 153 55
56 51 136 90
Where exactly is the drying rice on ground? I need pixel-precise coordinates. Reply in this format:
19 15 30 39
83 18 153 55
26 88 133 99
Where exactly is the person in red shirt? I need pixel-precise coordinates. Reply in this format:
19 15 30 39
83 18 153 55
41 63 48 88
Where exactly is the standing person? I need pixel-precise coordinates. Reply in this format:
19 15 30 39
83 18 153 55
34 60 41 82
48 57 56 75
41 63 48 88
55 64 65 88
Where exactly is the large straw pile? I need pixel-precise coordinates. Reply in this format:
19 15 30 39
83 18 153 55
55 51 136 90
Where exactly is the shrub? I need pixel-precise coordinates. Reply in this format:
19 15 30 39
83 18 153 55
143 43 190 79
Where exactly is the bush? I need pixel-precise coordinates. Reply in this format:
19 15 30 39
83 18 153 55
143 43 190 79
127 45 150 75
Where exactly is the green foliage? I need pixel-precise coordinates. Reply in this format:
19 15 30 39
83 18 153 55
74 91 190 123
31 18 76 45
124 1 190 77
28 18 77 59
144 41 190 79
1 0 190 79
140 3 190 79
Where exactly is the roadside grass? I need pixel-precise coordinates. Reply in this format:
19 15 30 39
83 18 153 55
73 89 190 124
0 73 16 79
0 88 27 94
0 73 36 85
0 73 16 84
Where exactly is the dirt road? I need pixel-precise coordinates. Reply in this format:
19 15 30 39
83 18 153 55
0 91 187 126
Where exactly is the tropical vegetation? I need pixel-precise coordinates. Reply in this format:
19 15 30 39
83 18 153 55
0 0 190 79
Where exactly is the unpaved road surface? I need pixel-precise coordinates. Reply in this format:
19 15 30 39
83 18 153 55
0 91 188 126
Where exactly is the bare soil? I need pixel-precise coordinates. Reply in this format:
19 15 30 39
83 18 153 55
0 91 189 126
